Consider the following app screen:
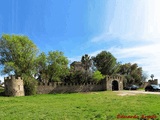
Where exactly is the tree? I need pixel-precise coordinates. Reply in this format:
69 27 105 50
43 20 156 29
69 70 86 83
35 52 48 82
118 63 143 86
0 34 38 95
81 54 92 81
92 51 117 75
81 54 92 72
0 34 38 77
92 70 105 83
35 51 70 82
23 74 37 95
150 74 154 80
47 51 69 82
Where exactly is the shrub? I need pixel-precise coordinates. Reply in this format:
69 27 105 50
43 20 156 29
92 70 105 83
22 75 37 96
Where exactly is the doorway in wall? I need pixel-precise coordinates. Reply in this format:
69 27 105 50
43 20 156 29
112 80 119 91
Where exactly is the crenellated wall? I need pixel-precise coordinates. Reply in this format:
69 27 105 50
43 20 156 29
37 82 105 94
4 76 24 96
4 75 125 96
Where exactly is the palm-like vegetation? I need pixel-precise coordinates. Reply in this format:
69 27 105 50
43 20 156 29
81 54 92 81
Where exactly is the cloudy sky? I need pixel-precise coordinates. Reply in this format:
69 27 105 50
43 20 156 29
0 0 160 83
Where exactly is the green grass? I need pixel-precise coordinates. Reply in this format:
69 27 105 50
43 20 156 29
0 91 160 120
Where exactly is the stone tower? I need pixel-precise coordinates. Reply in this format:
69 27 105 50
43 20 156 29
4 76 24 96
70 61 85 72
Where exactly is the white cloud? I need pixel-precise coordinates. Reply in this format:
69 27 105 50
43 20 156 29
89 0 160 83
89 49 104 57
111 44 160 60
68 49 104 64
91 0 160 43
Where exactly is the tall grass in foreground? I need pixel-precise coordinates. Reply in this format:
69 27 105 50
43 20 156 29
0 91 159 120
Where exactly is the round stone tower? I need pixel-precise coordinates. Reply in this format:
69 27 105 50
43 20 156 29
4 76 24 96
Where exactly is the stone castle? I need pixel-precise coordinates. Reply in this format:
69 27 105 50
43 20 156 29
4 75 158 97
4 75 124 96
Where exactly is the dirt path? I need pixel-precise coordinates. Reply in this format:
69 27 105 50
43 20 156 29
114 90 160 96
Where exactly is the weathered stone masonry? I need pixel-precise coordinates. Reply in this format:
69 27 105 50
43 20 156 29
4 76 24 96
37 75 124 94
106 76 124 91
4 75 124 96
37 82 105 94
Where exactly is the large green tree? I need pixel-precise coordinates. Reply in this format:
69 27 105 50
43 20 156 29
0 34 38 95
92 51 118 75
0 34 38 76
35 52 48 82
35 51 69 82
47 51 69 82
118 63 143 85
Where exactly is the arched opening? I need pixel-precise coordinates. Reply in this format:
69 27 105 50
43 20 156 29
112 80 119 91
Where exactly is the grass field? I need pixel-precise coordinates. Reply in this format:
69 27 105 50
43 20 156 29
0 91 159 120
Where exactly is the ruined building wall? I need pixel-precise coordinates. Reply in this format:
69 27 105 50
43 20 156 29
4 76 24 96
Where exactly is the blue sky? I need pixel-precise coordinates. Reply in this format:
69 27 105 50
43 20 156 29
0 0 160 83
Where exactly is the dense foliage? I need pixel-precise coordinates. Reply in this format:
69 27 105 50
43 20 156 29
23 74 38 95
92 70 105 83
0 34 38 76
92 51 118 75
36 51 69 82
118 63 143 85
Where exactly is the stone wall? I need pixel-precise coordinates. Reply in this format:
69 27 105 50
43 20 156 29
37 82 105 94
148 79 158 85
4 76 24 96
4 75 125 96
141 79 158 88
